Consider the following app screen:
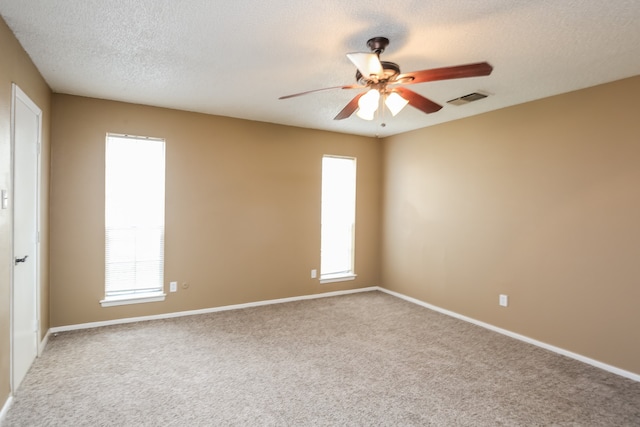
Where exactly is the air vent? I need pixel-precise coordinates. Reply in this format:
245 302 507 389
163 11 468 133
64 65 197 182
447 92 488 106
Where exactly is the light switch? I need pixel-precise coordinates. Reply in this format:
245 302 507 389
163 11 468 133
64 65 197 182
1 190 8 209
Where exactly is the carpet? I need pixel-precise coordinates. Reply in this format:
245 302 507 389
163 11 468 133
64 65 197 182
3 291 639 426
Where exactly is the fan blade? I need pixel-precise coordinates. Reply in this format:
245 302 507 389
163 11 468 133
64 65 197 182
347 53 383 80
334 92 366 120
279 84 361 100
394 87 442 114
397 62 493 85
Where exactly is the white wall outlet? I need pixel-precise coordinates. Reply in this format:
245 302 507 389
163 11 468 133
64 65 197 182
499 294 508 307
311 269 317 279
170 281 177 292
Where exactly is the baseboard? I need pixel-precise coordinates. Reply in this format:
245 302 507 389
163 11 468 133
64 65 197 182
1 333 51 424
50 287 379 334
0 394 13 425
378 287 640 383
39 329 50 356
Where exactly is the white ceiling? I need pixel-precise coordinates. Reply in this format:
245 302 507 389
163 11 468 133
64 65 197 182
1 0 639 137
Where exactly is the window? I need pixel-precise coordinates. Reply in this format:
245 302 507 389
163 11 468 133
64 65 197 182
320 155 357 283
101 133 166 307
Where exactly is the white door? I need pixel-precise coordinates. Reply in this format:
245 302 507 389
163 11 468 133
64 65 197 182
12 84 41 393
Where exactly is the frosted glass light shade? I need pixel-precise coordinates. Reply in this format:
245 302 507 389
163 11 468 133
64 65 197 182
358 89 380 111
346 53 383 79
385 92 409 116
356 108 375 120
356 89 380 120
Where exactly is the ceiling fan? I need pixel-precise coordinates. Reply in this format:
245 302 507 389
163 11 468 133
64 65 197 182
279 37 493 121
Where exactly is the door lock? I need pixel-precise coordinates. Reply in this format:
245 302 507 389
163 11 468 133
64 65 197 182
15 255 28 265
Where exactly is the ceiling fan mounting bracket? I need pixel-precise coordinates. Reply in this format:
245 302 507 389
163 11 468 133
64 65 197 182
367 37 390 55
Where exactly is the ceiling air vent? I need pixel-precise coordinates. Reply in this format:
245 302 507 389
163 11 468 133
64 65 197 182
447 92 488 106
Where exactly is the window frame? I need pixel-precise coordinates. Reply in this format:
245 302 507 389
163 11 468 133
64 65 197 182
319 154 358 284
100 133 167 307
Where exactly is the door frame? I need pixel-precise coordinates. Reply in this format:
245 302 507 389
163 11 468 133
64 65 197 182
10 83 43 394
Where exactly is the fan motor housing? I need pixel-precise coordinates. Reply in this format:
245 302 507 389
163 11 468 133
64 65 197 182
356 61 401 84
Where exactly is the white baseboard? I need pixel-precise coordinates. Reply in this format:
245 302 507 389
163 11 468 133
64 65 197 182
378 287 640 383
0 394 13 425
39 329 50 357
49 287 379 334
1 332 51 424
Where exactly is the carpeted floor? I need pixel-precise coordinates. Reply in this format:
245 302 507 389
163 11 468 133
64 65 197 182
3 291 640 426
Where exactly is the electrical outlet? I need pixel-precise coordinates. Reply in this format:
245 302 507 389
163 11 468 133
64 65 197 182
499 294 508 307
170 281 177 292
311 269 317 279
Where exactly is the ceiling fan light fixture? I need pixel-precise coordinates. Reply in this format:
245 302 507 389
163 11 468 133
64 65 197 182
356 88 380 120
385 92 409 116
347 52 383 80
356 107 376 121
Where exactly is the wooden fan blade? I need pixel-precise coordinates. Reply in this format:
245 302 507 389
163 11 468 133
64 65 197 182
347 52 384 80
394 87 442 114
279 84 361 100
334 92 365 120
397 62 493 85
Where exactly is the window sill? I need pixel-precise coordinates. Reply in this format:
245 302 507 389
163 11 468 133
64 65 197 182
320 273 357 284
100 292 166 307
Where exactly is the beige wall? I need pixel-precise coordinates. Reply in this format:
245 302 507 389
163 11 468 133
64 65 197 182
43 76 640 378
0 16 51 409
50 95 382 326
382 76 640 374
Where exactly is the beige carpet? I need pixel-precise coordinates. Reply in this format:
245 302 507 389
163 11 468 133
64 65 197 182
4 291 640 426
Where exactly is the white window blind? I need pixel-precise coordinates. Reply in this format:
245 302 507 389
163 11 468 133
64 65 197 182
105 133 165 298
321 155 357 278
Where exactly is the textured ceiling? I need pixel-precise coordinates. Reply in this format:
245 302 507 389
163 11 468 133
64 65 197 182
1 0 639 137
